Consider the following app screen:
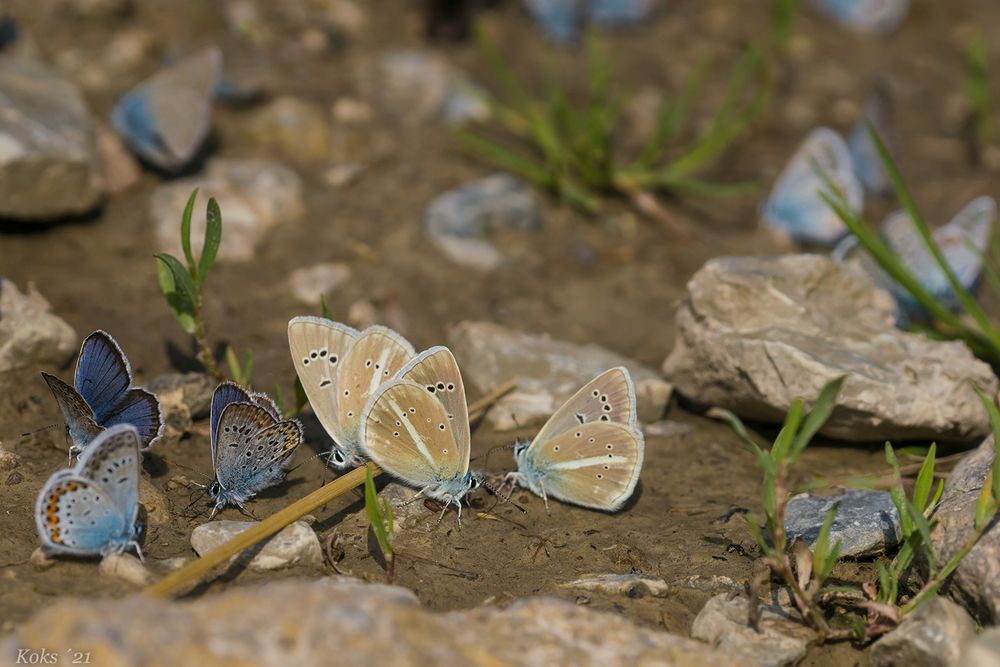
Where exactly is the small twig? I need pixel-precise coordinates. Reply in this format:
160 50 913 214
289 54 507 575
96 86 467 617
614 179 690 240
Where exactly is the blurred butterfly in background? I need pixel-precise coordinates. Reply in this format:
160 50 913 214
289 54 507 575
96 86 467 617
761 127 863 246
35 423 143 558
42 330 162 459
522 0 660 43
833 196 997 324
207 381 303 518
360 346 482 526
288 318 416 469
848 81 896 197
812 0 910 34
506 367 644 512
111 46 222 172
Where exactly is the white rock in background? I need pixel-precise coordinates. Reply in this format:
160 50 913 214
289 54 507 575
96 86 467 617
151 159 304 262
663 255 997 442
448 321 673 429
99 553 151 586
0 55 104 219
288 262 352 305
0 279 77 373
190 520 322 572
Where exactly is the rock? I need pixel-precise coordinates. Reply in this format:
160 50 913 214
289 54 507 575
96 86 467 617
190 520 323 572
929 435 1000 623
363 50 487 125
332 97 372 125
151 158 304 262
148 372 215 421
785 489 902 558
0 55 104 219
29 548 55 570
96 126 141 193
691 594 813 667
0 279 77 373
2 577 741 666
870 597 976 667
642 420 692 438
288 262 352 306
560 573 670 598
449 321 673 430
0 445 18 471
243 96 332 164
424 174 541 272
99 553 151 586
963 627 1000 667
323 162 364 189
662 255 997 442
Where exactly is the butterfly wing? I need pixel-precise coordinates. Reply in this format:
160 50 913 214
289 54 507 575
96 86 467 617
74 424 141 523
530 366 637 448
210 382 253 459
762 127 861 245
101 388 163 450
393 346 470 460
214 403 302 496
41 372 103 451
361 380 466 486
524 422 644 511
74 331 133 424
335 326 416 452
288 316 360 446
813 0 909 34
935 196 996 292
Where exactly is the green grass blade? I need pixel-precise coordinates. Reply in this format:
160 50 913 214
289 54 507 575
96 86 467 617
771 400 804 466
789 376 846 463
320 294 333 319
912 442 937 513
364 465 390 553
457 129 553 187
972 383 1000 500
638 55 714 168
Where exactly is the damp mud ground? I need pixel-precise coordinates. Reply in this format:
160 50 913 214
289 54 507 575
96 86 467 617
2 1 999 665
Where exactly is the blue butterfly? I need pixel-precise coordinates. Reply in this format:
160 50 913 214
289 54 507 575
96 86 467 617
761 127 863 246
207 382 303 518
42 330 162 459
111 47 221 172
812 0 909 34
35 423 142 558
834 197 997 323
522 0 658 43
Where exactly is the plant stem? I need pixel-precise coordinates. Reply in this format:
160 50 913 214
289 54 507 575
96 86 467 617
613 176 690 239
193 297 225 382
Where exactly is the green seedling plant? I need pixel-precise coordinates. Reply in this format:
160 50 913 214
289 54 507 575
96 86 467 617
963 32 996 161
771 0 804 48
156 190 253 384
460 28 771 236
821 123 1000 368
364 462 395 582
714 377 1000 643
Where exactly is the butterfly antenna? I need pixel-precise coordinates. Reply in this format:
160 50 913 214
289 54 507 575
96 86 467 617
158 456 215 485
19 422 60 438
287 449 338 474
479 475 526 515
481 441 517 470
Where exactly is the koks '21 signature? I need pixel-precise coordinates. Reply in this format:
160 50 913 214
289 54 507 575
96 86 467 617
15 649 91 664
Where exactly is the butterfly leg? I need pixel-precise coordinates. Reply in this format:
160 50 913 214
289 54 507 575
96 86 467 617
539 480 551 515
404 485 432 506
131 541 146 563
235 501 259 521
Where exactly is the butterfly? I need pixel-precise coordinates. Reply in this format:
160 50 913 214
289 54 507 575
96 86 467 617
41 330 163 459
360 346 481 526
523 0 657 43
111 46 221 172
834 196 997 323
207 381 303 517
288 317 416 469
506 367 644 512
848 82 895 197
761 127 863 246
35 423 143 558
812 0 909 34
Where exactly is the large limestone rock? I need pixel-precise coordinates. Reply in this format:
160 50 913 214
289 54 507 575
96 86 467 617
662 255 996 442
0 279 77 373
929 435 1000 623
1 578 740 667
0 55 104 219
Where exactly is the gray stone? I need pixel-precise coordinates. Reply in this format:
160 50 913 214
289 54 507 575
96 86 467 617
242 96 332 164
364 50 488 126
0 55 104 219
785 489 902 558
870 597 976 667
1 577 741 666
662 255 997 442
190 520 323 572
424 174 540 272
448 321 673 430
929 435 1000 623
962 627 1000 667
691 594 813 667
0 279 77 373
151 158 304 262
560 573 670 598
148 372 215 446
288 262 352 306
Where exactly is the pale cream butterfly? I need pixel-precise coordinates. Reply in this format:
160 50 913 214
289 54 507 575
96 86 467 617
506 367 644 512
359 346 481 526
288 317 415 468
